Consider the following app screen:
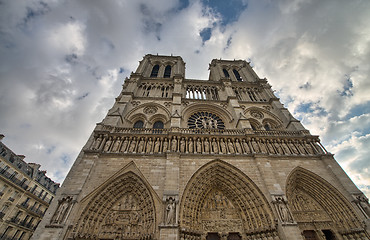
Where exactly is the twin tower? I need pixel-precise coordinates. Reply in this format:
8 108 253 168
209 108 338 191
33 54 369 240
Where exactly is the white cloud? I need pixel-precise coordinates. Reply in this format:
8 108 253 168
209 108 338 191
0 0 369 199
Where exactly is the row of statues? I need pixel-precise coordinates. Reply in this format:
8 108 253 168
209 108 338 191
90 135 325 156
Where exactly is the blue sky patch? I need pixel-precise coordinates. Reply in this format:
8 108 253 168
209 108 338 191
200 27 212 44
202 0 248 25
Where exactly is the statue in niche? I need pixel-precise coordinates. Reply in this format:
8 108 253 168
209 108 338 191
235 139 242 154
121 137 129 152
220 139 227 154
273 140 284 154
274 196 294 223
111 137 121 152
171 137 178 152
196 138 202 153
103 137 113 152
227 139 235 154
281 140 291 154
304 140 315 154
128 137 137 153
242 139 250 153
91 135 103 150
203 138 210 153
165 198 176 225
137 137 145 153
146 137 153 153
154 138 161 153
288 140 299 155
51 197 72 224
180 138 186 153
211 138 219 154
265 139 275 154
259 139 267 153
163 137 168 152
188 138 194 153
251 138 260 153
354 194 370 218
296 140 306 154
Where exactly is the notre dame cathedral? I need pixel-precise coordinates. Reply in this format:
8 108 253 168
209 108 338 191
32 54 369 240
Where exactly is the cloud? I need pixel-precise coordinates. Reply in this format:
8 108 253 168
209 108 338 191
0 0 369 198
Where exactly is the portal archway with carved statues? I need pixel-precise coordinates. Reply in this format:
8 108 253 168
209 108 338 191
180 160 279 239
286 167 369 240
71 163 159 240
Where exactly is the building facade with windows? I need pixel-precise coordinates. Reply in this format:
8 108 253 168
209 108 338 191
32 54 369 240
0 135 59 240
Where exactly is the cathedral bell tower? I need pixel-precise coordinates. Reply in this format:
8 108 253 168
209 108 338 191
32 54 369 240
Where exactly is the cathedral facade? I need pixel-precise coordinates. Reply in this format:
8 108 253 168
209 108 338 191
32 55 369 240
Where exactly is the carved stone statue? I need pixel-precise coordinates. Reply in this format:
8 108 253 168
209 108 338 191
304 140 315 155
211 138 218 154
137 137 145 153
121 137 129 152
128 138 137 153
103 137 113 152
258 139 267 153
165 198 176 225
220 139 227 154
227 139 235 154
242 139 250 154
296 140 306 155
235 139 242 154
180 138 186 153
196 138 202 153
274 140 284 155
275 197 294 223
354 194 370 218
188 138 193 153
171 137 178 152
163 138 168 152
51 197 73 224
154 138 161 153
111 137 121 152
281 140 291 155
91 135 102 150
146 137 153 153
203 138 210 153
251 138 260 153
288 140 299 155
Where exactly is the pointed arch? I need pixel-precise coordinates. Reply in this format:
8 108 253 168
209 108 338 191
73 162 160 239
150 64 159 77
180 160 277 237
286 167 365 238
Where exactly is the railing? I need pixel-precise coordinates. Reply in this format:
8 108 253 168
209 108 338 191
0 169 29 190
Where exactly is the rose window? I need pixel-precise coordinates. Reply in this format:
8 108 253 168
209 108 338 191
188 112 225 129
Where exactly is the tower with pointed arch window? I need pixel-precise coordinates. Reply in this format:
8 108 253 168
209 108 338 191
32 54 369 240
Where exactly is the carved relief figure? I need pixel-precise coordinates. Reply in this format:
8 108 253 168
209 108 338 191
92 135 103 150
220 139 227 154
242 139 250 154
137 137 145 153
288 140 299 155
188 138 194 153
128 137 137 153
103 137 113 152
227 139 235 154
171 137 178 152
163 138 168 152
196 138 202 153
111 137 121 152
121 137 129 152
258 139 267 153
212 138 219 154
180 138 186 153
166 198 176 225
154 138 161 153
274 140 284 154
235 139 242 154
51 197 72 224
146 137 153 153
281 140 291 155
251 138 260 153
266 139 275 154
203 138 210 153
275 197 294 223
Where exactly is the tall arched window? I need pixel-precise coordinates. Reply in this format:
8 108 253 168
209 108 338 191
153 121 164 129
223 68 230 78
233 69 242 81
150 65 159 77
164 65 171 78
133 120 144 128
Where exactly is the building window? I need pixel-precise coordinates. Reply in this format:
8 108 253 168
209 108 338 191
150 65 159 77
223 68 230 78
153 121 164 129
264 124 271 131
206 233 220 240
133 120 144 128
233 69 242 81
188 112 225 130
164 65 171 78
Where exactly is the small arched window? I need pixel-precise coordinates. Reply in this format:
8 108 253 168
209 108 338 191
264 124 271 131
133 120 144 128
233 69 242 81
150 65 159 77
153 121 164 129
164 65 171 78
223 69 230 78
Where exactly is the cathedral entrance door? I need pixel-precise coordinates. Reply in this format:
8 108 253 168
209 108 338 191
206 233 220 240
302 230 318 240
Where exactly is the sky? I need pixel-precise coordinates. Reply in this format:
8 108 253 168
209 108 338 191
0 0 369 197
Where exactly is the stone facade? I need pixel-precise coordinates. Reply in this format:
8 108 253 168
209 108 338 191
32 55 369 240
0 134 59 239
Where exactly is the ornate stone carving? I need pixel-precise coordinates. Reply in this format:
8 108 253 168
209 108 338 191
164 196 178 226
143 106 158 115
131 101 141 107
272 195 294 224
353 193 370 218
250 110 264 119
51 196 73 225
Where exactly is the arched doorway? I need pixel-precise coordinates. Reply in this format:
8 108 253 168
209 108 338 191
180 160 278 239
286 167 368 240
